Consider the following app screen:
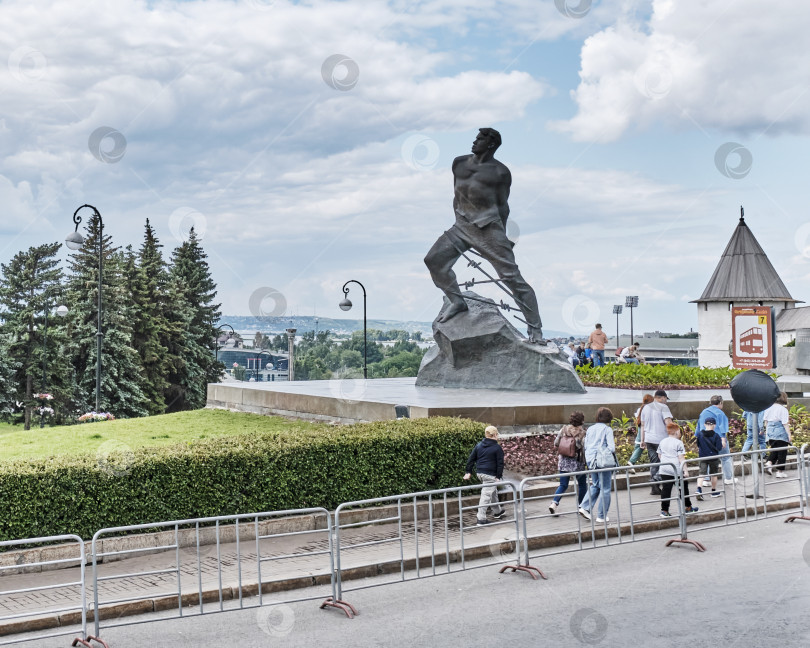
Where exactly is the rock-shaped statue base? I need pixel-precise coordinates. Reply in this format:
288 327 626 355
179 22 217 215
416 292 586 393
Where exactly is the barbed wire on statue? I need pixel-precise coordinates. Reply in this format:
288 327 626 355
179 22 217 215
455 247 530 328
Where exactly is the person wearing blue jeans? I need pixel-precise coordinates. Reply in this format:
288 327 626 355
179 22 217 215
578 407 615 523
549 411 588 514
742 410 766 452
588 324 608 367
697 396 736 485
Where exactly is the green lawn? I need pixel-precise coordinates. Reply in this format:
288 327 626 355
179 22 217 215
0 409 326 461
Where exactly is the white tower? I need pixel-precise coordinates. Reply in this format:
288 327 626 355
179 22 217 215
692 208 800 367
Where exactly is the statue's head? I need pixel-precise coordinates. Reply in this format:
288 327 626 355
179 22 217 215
477 127 502 152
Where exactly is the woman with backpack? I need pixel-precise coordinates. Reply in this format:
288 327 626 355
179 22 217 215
548 411 588 515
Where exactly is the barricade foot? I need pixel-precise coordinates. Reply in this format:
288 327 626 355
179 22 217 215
321 597 358 619
499 563 548 580
785 515 810 523
76 637 109 648
665 538 706 552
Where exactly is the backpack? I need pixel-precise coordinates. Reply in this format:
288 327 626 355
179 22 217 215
558 434 577 458
615 347 624 357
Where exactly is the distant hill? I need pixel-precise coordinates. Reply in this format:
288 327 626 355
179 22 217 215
219 315 571 339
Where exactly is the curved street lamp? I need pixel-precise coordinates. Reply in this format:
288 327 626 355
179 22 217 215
216 323 236 363
65 204 103 412
253 349 274 382
339 280 367 379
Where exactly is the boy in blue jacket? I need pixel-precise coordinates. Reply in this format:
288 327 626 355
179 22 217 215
463 426 505 525
695 417 724 500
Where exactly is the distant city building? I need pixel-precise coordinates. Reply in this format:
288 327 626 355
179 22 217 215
691 212 800 368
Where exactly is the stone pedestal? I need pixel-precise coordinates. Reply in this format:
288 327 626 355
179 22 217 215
416 292 586 393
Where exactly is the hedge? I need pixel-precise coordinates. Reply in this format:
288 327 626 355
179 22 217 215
0 417 485 542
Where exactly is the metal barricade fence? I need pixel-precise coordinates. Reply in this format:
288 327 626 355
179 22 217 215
90 507 337 639
675 446 805 541
0 535 88 646
332 481 538 610
514 461 696 574
786 443 810 523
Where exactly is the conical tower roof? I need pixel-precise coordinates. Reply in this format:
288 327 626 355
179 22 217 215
692 207 799 303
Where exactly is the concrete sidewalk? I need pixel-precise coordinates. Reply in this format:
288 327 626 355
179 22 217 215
1 465 806 642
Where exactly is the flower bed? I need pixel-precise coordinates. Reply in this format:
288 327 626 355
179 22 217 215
501 412 810 476
575 364 749 389
77 412 116 423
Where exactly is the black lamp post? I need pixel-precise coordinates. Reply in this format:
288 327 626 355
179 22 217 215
216 323 235 362
612 305 623 348
253 350 273 382
339 280 367 379
65 204 103 412
625 296 639 345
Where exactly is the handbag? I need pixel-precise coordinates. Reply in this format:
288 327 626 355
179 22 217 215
595 425 617 468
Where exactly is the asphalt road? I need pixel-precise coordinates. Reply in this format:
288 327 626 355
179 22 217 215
25 516 810 648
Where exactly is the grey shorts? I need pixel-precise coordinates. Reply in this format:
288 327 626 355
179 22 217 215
699 459 720 475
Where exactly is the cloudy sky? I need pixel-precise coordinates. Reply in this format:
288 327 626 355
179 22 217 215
2 0 809 337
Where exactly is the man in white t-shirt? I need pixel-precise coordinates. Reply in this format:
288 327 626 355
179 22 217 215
640 389 674 494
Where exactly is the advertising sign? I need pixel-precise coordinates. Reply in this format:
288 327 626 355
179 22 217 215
731 306 775 369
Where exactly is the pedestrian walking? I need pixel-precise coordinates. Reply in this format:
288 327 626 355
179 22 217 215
697 395 737 486
694 417 723 500
659 422 699 517
741 410 766 453
627 394 654 474
578 407 616 523
463 425 505 525
588 324 609 367
640 389 674 495
762 392 792 478
549 411 588 515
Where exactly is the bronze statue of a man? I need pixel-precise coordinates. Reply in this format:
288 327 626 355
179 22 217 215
424 128 544 342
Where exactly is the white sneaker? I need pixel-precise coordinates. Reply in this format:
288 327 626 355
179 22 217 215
578 507 591 521
702 479 712 488
765 461 773 476
628 466 636 475
596 517 610 523
775 471 786 479
723 478 739 485
549 501 559 514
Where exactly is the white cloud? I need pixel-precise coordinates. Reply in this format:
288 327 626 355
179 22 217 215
553 0 810 141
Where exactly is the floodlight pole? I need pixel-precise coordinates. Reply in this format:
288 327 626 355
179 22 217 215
613 305 623 348
625 296 639 345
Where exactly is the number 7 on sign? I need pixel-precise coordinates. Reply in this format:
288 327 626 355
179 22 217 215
758 316 767 324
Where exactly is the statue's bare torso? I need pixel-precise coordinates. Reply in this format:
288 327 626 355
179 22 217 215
452 153 511 229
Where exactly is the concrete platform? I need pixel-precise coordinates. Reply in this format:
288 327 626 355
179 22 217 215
206 378 738 426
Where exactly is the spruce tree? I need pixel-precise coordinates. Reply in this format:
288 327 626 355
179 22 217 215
0 242 70 429
130 221 171 415
167 228 223 410
64 213 149 418
0 351 18 421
